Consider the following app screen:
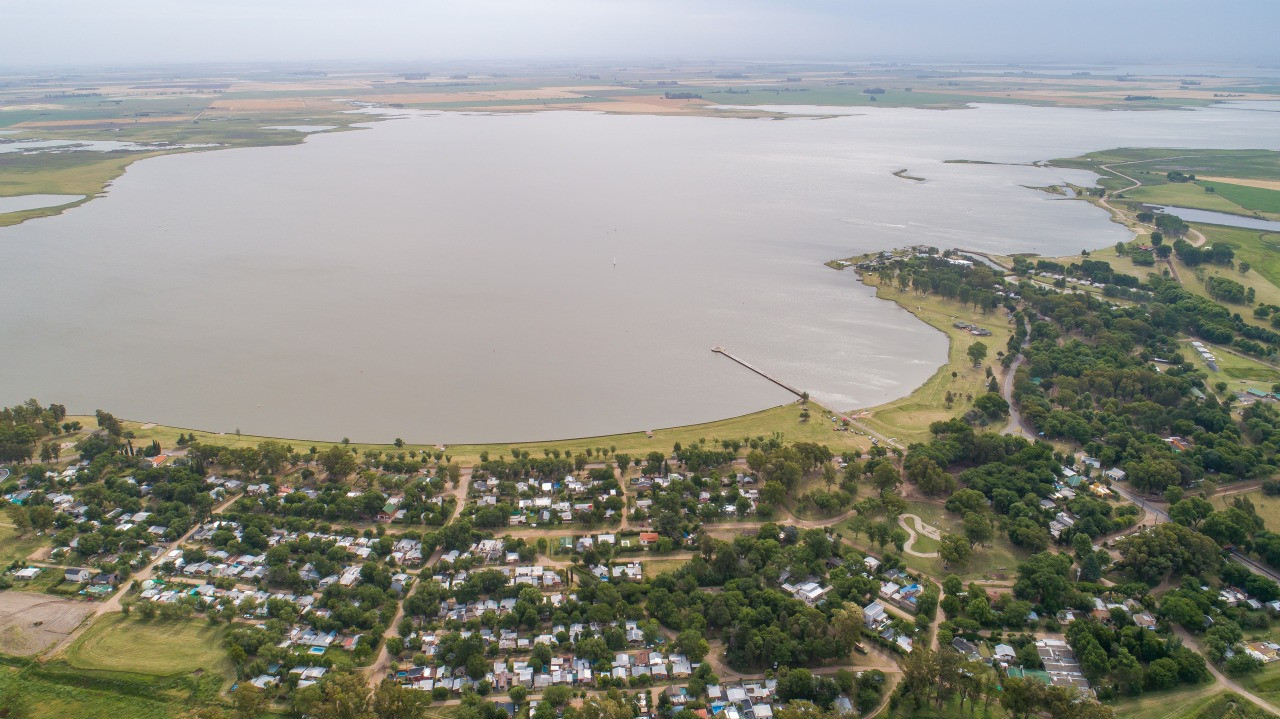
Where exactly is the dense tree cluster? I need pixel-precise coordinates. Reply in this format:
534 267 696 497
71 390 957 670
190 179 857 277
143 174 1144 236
0 399 68 463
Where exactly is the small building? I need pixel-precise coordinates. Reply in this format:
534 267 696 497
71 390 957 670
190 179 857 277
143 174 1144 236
64 568 92 583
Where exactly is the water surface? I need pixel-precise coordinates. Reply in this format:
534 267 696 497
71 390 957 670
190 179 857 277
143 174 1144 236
1151 206 1280 232
2 104 1278 442
0 194 83 214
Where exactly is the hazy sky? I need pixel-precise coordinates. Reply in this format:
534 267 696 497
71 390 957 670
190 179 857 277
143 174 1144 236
3 0 1277 68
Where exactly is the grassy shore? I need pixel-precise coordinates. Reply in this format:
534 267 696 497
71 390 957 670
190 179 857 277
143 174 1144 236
72 400 867 465
0 108 370 227
851 277 1014 445
54 256 1016 462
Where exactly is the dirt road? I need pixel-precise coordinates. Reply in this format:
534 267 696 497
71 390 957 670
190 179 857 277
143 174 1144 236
1174 626 1280 716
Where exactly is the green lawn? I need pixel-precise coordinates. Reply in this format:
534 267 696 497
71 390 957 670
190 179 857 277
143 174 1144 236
1195 225 1280 296
64 615 232 678
1181 340 1280 395
0 655 226 719
642 558 694 578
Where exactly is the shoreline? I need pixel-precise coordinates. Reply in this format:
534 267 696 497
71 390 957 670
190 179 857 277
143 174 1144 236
72 253 1007 460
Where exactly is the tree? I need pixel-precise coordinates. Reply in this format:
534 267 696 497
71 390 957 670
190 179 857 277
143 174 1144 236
963 512 993 548
967 341 988 366
372 680 426 719
579 696 635 719
871 462 900 492
940 534 972 567
1168 497 1214 528
231 685 267 719
829 606 864 653
1161 596 1203 629
973 393 1009 420
676 629 709 662
313 671 373 719
320 445 359 480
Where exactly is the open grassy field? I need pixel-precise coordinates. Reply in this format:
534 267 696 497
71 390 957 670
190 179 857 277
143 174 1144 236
1122 181 1261 216
830 494 1027 582
642 557 694 577
1113 688 1272 719
850 277 1015 445
1200 179 1280 214
0 663 179 719
1184 343 1280 392
1231 659 1280 709
63 615 232 679
1196 225 1280 293
70 399 866 467
0 523 48 566
1054 148 1280 190
1219 490 1280 533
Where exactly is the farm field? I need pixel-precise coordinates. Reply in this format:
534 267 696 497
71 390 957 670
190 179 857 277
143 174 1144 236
1122 181 1253 215
63 614 232 679
1199 179 1280 214
0 591 94 657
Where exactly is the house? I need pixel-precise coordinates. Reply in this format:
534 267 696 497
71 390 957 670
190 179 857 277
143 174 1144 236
994 644 1017 663
638 532 660 546
784 580 831 606
863 601 889 630
64 568 92 583
951 637 981 661
1105 467 1127 482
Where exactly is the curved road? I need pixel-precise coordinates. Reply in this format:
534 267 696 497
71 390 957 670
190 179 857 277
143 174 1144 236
1174 626 1280 716
897 514 941 558
1001 353 1033 439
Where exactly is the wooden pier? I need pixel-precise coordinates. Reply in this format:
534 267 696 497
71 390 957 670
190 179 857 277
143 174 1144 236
711 346 806 399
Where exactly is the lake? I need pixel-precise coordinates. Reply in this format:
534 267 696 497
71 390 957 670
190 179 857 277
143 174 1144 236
1150 205 1280 232
2 103 1279 443
0 194 83 214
